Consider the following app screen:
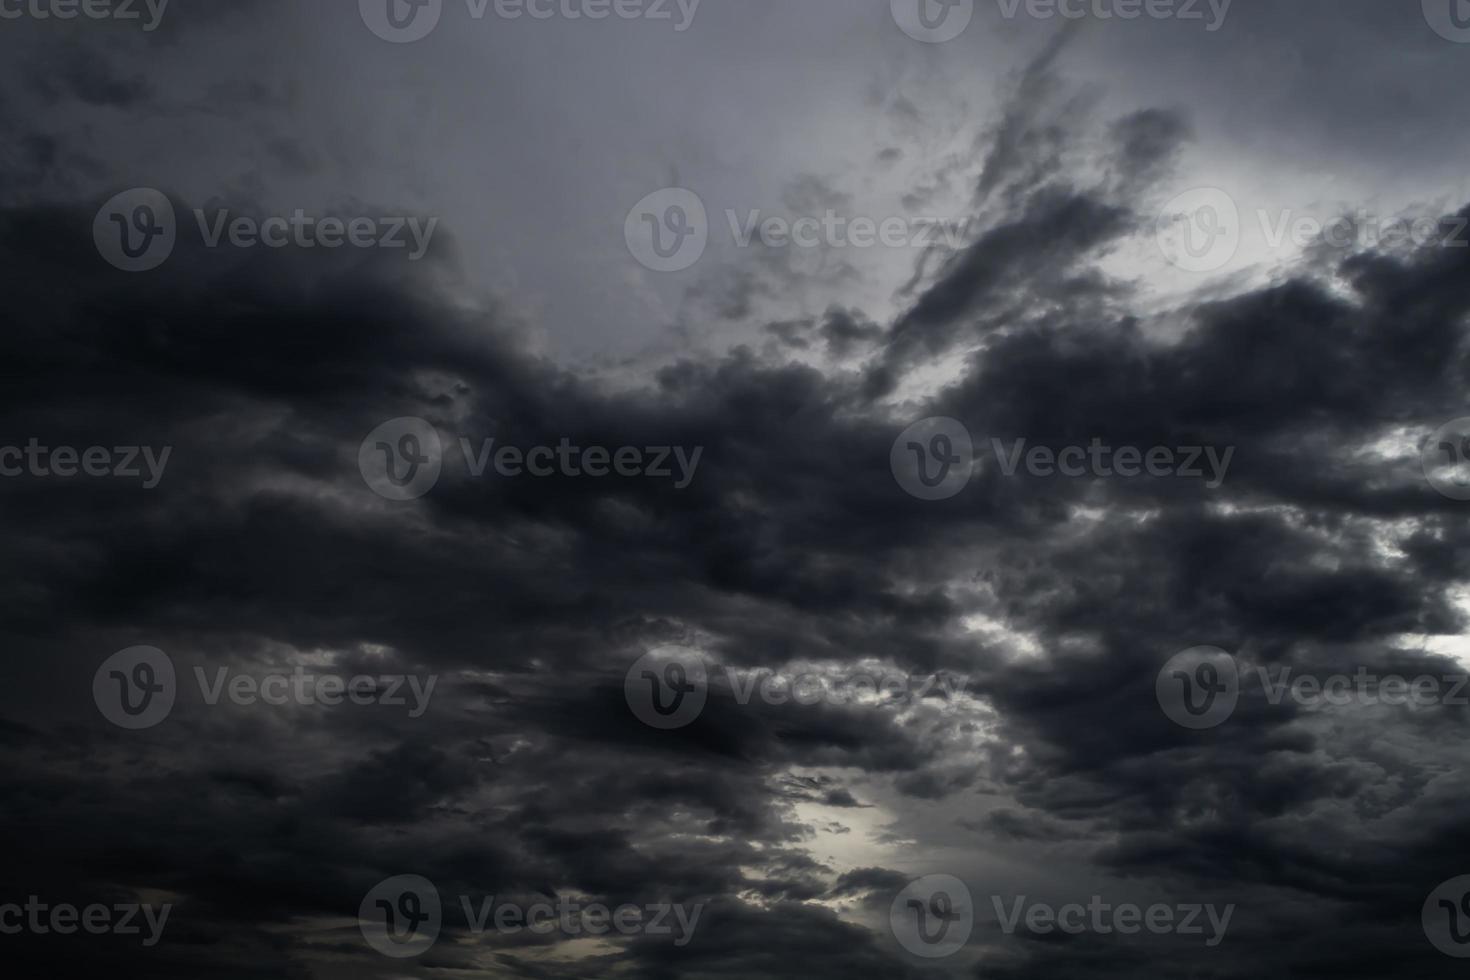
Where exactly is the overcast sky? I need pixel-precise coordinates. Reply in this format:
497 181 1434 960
4 1 1470 977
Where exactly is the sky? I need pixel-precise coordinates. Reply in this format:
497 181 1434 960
4 0 1470 976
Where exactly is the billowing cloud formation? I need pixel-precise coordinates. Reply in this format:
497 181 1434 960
3 6 1470 979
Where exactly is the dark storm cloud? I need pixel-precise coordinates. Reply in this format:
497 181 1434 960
3 9 1470 980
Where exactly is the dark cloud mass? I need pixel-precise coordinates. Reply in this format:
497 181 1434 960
3 1 1470 977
